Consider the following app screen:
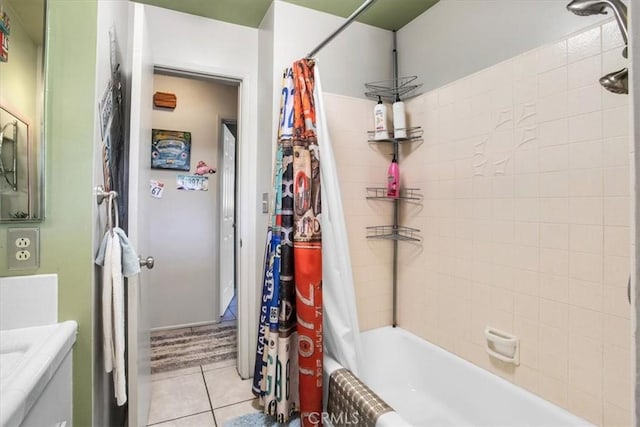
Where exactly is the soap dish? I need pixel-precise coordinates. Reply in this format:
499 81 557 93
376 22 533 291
484 327 520 365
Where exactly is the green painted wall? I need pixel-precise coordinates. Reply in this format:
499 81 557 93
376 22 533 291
43 1 97 424
0 1 98 426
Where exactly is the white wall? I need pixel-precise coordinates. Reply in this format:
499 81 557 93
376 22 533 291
267 0 393 142
272 1 393 101
257 3 275 270
148 73 237 329
143 4 261 378
398 0 616 93
91 2 130 426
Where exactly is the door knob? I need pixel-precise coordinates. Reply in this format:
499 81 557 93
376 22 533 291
139 256 155 269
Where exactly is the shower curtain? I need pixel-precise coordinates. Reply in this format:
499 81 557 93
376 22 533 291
253 59 362 426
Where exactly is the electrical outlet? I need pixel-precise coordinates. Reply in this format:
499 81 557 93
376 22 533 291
16 250 31 261
8 227 39 270
16 237 31 248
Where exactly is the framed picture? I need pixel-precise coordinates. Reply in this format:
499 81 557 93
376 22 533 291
151 129 191 170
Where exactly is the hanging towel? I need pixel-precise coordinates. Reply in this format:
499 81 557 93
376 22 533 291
96 226 140 278
96 226 139 406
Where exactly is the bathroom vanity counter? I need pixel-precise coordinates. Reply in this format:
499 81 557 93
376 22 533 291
0 321 77 427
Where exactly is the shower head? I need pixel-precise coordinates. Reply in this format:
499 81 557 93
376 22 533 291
599 68 628 94
566 0 628 55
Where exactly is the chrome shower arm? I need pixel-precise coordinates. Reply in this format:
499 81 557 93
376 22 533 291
567 0 628 56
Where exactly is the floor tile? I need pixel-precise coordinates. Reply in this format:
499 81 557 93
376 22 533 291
213 399 261 426
149 411 215 427
202 357 237 372
151 366 202 382
204 365 255 409
147 372 211 425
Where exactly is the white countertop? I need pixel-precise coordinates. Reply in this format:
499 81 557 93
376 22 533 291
0 321 77 427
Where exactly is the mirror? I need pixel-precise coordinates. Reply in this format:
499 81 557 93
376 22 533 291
0 0 45 222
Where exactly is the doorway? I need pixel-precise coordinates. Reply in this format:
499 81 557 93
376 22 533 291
147 69 240 374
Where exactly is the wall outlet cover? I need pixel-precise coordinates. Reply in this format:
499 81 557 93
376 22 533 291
7 227 39 270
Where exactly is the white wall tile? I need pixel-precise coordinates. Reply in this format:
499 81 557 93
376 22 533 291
570 224 603 255
567 84 603 116
539 274 569 303
604 196 629 226
569 168 603 197
568 55 602 90
569 279 604 312
540 171 569 197
567 27 601 64
603 285 630 319
540 223 569 250
540 248 569 277
603 166 629 197
514 198 540 223
539 67 567 98
603 106 629 139
569 197 603 225
603 314 630 349
539 119 568 147
538 92 568 123
569 140 603 169
540 145 569 172
537 40 568 73
603 255 629 287
568 112 602 143
570 252 604 283
540 198 569 223
603 136 630 167
603 226 629 257
515 174 539 198
514 222 539 247
540 299 569 331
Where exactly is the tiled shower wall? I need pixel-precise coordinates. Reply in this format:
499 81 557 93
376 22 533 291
324 19 631 427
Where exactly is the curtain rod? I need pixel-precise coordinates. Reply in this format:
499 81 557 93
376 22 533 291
306 0 378 59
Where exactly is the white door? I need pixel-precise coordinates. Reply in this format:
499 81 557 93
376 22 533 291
219 121 236 315
127 3 154 426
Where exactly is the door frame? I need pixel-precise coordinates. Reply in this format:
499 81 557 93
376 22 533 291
153 62 257 379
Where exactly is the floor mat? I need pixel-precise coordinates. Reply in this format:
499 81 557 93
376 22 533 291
222 412 300 427
150 321 237 373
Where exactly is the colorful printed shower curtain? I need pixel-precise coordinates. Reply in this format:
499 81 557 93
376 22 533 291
253 59 323 426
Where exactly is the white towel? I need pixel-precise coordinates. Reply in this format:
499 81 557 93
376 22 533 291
102 234 114 373
96 230 130 406
110 232 127 405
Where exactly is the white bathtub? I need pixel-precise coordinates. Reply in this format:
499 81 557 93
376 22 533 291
326 326 592 427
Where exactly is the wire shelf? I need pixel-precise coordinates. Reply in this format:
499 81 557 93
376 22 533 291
367 126 423 143
366 187 421 200
366 225 421 242
365 76 422 102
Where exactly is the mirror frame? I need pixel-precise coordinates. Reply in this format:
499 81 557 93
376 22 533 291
0 0 47 223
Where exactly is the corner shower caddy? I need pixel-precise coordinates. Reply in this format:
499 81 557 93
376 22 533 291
364 92 423 327
365 127 423 242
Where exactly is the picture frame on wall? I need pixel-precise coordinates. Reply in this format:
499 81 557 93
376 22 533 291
151 129 191 171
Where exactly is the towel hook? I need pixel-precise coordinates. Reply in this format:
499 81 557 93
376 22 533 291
95 185 118 205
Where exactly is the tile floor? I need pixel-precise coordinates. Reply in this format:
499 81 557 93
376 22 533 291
147 294 263 426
